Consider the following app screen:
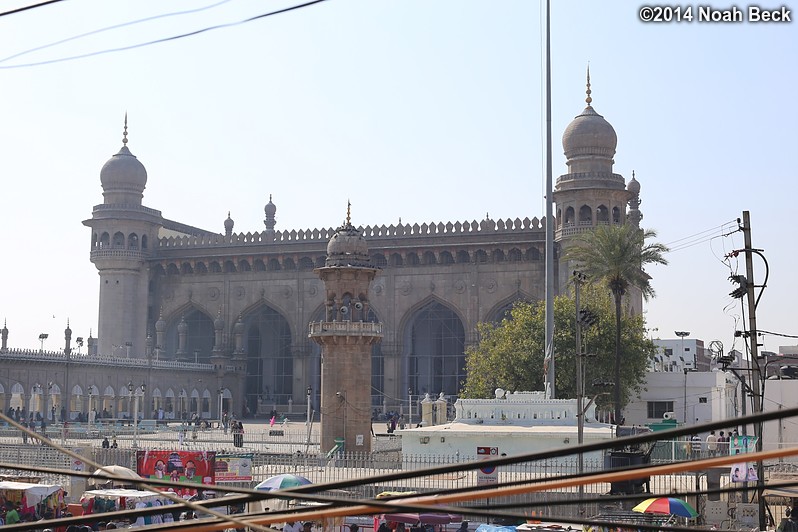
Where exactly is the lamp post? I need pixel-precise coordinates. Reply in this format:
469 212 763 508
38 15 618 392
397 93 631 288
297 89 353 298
218 388 224 431
32 384 42 422
129 381 145 448
38 333 48 352
76 337 84 354
683 367 689 425
408 388 413 426
47 381 54 421
306 386 312 427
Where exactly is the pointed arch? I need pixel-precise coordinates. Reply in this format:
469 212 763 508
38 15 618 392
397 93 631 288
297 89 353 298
565 206 575 224
485 291 536 323
596 204 610 223
163 303 215 363
578 205 592 224
241 301 294 410
400 296 466 398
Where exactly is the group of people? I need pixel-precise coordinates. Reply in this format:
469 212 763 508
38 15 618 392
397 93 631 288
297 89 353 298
690 429 734 455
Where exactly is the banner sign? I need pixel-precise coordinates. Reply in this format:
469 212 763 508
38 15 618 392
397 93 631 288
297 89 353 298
136 450 216 485
215 453 254 482
476 446 499 485
729 435 759 482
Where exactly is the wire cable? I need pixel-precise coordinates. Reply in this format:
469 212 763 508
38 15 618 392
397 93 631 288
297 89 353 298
0 0 329 69
0 0 64 18
0 0 234 65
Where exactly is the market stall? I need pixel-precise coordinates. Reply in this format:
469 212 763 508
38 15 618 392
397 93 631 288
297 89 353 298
0 480 64 520
81 488 179 526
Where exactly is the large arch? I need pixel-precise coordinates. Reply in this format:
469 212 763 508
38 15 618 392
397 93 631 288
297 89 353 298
242 303 294 414
485 291 536 323
401 297 466 398
164 305 215 363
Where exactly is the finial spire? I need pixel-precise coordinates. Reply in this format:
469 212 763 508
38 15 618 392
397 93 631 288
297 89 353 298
632 170 635 179
346 200 351 226
123 112 129 146
269 194 272 201
585 65 592 106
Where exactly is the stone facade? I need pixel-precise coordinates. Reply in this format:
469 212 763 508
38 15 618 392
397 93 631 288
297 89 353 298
0 83 643 423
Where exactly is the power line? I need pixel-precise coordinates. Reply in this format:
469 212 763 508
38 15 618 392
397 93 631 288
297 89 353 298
0 0 234 65
0 0 329 69
0 0 64 18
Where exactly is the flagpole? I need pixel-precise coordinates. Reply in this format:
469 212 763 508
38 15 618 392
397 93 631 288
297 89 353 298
544 0 555 399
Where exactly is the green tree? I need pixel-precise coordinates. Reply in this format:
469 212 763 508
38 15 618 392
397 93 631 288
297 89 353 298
562 223 668 423
461 285 656 413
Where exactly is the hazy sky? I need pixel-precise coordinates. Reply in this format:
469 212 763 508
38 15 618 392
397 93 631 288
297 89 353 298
0 1 795 357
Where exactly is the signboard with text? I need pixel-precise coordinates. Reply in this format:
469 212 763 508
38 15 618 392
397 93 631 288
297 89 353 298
476 446 499 485
729 435 758 482
215 453 254 482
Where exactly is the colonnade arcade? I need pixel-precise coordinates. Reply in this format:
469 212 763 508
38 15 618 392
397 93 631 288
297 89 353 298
0 382 233 422
158 293 528 413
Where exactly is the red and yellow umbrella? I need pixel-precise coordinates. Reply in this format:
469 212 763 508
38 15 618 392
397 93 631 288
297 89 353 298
632 497 698 518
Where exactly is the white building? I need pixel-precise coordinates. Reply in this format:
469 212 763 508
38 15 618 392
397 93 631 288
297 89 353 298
624 370 737 427
652 338 708 372
400 390 615 464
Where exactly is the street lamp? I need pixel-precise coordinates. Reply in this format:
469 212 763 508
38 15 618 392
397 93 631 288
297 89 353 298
218 388 224 431
32 384 42 421
306 386 312 426
129 381 146 448
408 388 413 426
76 337 84 354
38 333 48 352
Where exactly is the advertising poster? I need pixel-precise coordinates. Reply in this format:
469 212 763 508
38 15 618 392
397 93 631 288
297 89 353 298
729 435 759 483
215 453 254 483
136 450 216 485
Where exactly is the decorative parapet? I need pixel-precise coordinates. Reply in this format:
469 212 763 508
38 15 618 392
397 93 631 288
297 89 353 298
0 348 213 370
308 321 383 337
92 203 162 217
90 249 148 261
454 391 599 424
159 217 549 250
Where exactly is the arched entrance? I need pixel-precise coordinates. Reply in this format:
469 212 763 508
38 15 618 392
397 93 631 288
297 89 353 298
243 304 293 416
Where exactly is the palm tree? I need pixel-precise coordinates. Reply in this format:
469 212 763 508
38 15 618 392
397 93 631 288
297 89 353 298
563 223 668 424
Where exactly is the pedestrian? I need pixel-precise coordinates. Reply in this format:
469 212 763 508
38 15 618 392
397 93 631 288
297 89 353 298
706 430 718 455
102 437 110 449
21 419 28 444
690 434 702 456
718 431 728 454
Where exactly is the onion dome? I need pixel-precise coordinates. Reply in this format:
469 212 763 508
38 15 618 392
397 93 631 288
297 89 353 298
100 114 147 205
561 68 617 169
264 195 277 232
214 309 224 330
224 212 234 236
177 316 188 334
234 315 245 335
325 202 372 268
264 195 276 217
627 173 641 195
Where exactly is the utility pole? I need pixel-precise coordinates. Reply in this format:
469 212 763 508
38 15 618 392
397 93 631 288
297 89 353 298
741 210 765 530
574 272 585 515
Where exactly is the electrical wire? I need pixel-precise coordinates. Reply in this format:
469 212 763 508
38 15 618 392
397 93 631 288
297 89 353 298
0 0 329 69
0 0 64 18
0 0 234 65
758 329 798 339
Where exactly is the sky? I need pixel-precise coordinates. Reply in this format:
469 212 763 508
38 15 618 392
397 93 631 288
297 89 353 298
0 0 795 357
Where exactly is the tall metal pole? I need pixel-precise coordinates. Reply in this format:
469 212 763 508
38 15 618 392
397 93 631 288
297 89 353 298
741 211 765 530
543 0 555 399
574 272 584 514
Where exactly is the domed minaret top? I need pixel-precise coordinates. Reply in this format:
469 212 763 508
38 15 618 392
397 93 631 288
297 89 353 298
264 195 277 233
100 114 147 205
224 212 234 237
561 67 618 175
325 201 372 268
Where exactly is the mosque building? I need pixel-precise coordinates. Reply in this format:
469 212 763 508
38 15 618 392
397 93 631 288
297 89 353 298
0 78 642 429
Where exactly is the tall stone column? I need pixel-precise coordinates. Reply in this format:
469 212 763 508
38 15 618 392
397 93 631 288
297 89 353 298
309 208 382 454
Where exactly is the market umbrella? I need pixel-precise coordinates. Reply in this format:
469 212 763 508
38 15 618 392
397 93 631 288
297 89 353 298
632 497 698 518
385 513 460 525
255 474 312 492
91 465 142 484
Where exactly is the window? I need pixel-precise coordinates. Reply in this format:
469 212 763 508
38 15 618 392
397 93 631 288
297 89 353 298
647 401 674 419
699 397 708 404
664 348 673 357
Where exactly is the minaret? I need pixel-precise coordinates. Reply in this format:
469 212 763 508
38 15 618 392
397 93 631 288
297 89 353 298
264 195 277 239
309 204 382 454
554 69 642 313
83 116 162 356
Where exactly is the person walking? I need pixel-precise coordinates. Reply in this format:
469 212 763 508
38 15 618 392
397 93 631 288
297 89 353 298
690 434 702 457
706 430 718 455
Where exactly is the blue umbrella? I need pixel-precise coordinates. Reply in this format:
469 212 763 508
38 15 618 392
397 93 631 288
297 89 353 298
255 474 312 491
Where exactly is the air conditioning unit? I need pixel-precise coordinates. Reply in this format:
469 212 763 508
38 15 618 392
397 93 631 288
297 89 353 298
663 412 675 420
